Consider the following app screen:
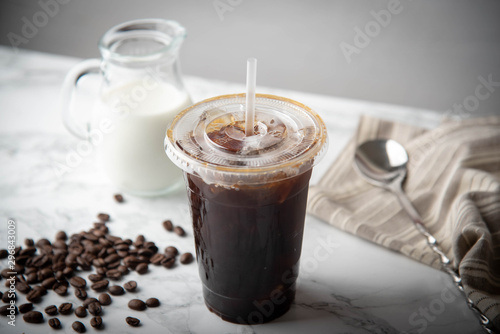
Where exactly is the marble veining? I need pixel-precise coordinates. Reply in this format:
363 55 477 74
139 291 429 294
0 46 484 333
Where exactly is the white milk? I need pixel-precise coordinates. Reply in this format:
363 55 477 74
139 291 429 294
94 81 192 195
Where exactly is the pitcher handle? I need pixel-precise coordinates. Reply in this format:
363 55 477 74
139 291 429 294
60 58 101 140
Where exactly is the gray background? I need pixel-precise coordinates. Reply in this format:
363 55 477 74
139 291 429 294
1 0 500 116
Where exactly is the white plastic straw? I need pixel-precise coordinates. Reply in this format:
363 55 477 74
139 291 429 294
245 58 257 136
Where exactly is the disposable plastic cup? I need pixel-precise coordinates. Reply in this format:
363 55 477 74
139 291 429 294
165 93 328 324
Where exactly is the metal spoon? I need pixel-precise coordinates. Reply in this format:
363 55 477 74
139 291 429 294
353 139 448 260
353 139 493 333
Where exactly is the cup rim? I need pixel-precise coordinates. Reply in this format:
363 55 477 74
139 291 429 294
165 93 329 186
98 18 186 63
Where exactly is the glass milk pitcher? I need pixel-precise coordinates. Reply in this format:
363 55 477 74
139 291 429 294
60 19 192 196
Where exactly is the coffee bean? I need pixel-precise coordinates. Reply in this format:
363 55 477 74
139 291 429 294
108 260 122 270
26 272 37 284
0 304 17 316
98 237 113 248
144 241 158 252
48 317 61 329
0 249 8 259
69 245 83 256
105 269 122 280
58 302 73 315
136 255 150 264
136 234 146 244
114 194 124 203
98 293 111 306
24 266 36 275
94 221 106 230
123 280 137 292
115 243 129 251
180 252 194 264
82 298 99 309
15 255 28 265
25 238 35 246
55 231 67 241
52 261 66 272
117 265 129 275
128 299 146 311
90 315 103 328
106 235 120 243
53 270 64 281
2 290 15 302
123 255 141 269
162 219 174 231
14 264 24 275
23 310 44 323
42 277 57 289
165 246 178 256
84 232 99 242
20 246 37 256
88 302 102 316
84 316 103 329
72 320 86 333
150 253 165 265
145 297 160 308
1 268 12 278
19 303 33 313
116 250 129 259
91 258 105 268
70 276 87 288
39 267 53 279
174 226 186 236
91 279 109 291
17 281 32 294
136 263 148 275
44 305 58 316
75 306 87 318
104 253 120 264
106 248 117 256
33 284 47 295
108 285 125 296
35 238 51 248
97 213 110 222
126 316 141 327
76 257 92 271
52 240 67 250
137 248 154 257
53 283 68 296
92 229 106 238
26 289 42 302
31 254 50 268
75 288 87 300
88 274 103 282
161 257 175 269
96 267 107 276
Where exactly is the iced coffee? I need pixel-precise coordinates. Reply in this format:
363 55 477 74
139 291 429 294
165 93 327 324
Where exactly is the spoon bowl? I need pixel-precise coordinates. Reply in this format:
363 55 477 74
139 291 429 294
353 138 431 238
354 139 408 188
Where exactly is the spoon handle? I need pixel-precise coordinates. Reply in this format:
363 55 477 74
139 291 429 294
390 183 451 264
390 182 495 333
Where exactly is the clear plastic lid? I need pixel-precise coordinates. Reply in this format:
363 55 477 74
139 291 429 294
165 93 328 186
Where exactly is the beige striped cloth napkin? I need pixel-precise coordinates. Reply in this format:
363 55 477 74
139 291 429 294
307 115 500 331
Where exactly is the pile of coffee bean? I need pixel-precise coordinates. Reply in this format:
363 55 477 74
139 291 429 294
0 210 194 330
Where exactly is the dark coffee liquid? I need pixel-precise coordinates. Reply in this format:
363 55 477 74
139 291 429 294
186 170 312 324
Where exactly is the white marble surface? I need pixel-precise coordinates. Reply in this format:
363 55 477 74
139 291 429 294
0 46 484 334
